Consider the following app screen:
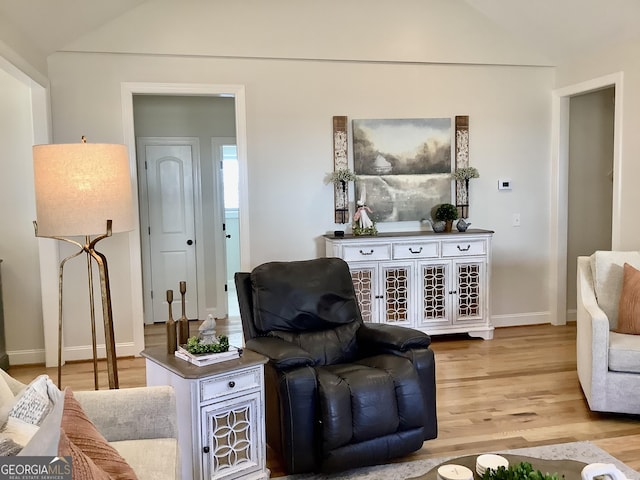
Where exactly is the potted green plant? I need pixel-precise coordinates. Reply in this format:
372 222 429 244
434 203 459 232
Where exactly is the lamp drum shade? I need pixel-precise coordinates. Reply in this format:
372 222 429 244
33 143 134 237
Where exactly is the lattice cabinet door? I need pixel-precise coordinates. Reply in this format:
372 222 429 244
417 260 451 327
349 264 377 323
452 259 485 322
379 261 413 325
201 390 265 480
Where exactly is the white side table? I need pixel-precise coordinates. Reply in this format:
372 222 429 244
142 347 269 480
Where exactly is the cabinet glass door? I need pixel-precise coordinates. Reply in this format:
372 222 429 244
454 260 484 321
381 262 412 324
350 266 375 322
418 261 449 326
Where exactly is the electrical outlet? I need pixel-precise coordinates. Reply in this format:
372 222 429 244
512 213 521 227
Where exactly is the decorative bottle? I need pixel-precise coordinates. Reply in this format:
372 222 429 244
178 281 190 345
166 289 177 354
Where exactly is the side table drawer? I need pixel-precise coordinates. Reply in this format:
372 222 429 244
442 239 486 257
342 244 391 262
393 242 439 260
200 366 262 402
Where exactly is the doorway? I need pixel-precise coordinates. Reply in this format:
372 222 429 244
136 138 202 323
550 73 623 325
213 138 241 318
566 87 615 320
121 83 250 355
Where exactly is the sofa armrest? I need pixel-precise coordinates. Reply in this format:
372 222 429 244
246 337 315 369
357 323 431 353
576 256 611 408
73 385 177 442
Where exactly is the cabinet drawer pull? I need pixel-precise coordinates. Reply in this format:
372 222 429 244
359 249 374 256
457 245 471 252
409 247 423 254
228 381 236 388
203 446 210 454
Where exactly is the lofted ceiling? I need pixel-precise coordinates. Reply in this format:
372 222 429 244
0 0 639 66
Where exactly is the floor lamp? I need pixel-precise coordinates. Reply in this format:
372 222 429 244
32 138 134 389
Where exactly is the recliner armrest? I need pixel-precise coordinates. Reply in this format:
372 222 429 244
246 337 316 369
357 323 431 352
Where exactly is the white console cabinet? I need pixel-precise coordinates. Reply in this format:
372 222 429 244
142 347 269 480
325 229 494 339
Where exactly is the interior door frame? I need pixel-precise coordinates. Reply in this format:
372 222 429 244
549 72 623 326
136 137 205 324
121 83 250 354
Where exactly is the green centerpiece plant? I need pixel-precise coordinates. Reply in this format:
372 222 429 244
434 203 459 232
184 335 230 354
480 461 562 480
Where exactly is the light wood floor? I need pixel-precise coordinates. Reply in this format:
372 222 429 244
8 322 640 476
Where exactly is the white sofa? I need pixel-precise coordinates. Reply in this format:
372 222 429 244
576 251 640 414
0 369 180 480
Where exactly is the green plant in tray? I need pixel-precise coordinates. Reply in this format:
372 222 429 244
480 461 563 480
184 335 230 354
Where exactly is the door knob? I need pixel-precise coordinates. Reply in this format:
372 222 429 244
187 239 194 245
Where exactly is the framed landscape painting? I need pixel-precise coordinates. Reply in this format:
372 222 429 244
353 118 452 222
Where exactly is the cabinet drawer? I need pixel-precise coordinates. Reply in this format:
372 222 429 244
393 242 438 260
200 366 262 402
342 244 391 262
441 239 486 257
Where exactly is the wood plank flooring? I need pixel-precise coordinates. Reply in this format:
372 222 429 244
8 322 640 476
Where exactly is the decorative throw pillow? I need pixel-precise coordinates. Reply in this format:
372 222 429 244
0 374 56 450
60 388 138 479
58 429 112 480
7 375 52 426
615 262 640 335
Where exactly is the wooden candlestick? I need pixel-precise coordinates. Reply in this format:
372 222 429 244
166 289 177 354
178 281 189 345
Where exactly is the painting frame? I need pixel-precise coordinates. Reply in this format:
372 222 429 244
352 117 453 223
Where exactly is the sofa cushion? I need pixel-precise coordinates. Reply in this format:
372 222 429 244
609 331 640 374
111 438 179 480
590 251 640 329
61 388 139 479
615 263 640 334
250 258 362 333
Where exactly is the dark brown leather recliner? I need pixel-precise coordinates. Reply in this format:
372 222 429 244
235 257 437 474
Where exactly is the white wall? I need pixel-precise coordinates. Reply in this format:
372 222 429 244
556 37 640 251
3 0 559 363
0 67 45 361
45 50 554 352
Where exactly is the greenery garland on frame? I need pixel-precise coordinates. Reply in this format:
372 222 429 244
325 168 358 186
452 166 480 181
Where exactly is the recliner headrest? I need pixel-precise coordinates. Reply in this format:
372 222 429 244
250 257 362 333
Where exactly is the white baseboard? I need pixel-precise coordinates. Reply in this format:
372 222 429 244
8 341 140 367
8 349 45 366
491 311 551 328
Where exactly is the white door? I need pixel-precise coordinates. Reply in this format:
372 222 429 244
138 141 199 322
